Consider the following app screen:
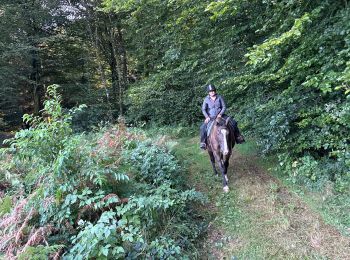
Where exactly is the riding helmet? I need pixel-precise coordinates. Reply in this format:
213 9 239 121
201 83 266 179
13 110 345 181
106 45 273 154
206 84 216 92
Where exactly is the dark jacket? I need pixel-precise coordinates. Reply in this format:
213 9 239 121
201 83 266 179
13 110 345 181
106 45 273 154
202 95 226 119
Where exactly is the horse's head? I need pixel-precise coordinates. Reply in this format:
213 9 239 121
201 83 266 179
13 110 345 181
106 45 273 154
213 117 231 156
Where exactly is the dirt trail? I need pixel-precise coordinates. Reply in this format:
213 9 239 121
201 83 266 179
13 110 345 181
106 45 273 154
200 152 350 259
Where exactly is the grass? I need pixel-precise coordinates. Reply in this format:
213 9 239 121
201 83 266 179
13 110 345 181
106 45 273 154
171 134 350 259
237 139 350 237
172 137 292 258
293 187 350 237
236 139 278 172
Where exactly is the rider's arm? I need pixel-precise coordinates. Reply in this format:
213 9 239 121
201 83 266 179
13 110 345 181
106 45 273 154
202 98 209 119
219 96 226 116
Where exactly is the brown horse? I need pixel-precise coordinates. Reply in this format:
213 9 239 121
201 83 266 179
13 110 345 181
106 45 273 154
207 117 235 192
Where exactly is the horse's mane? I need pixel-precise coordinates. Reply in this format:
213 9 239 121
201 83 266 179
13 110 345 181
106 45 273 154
215 117 228 127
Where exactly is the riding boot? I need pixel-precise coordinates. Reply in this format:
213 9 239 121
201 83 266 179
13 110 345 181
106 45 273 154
234 125 245 144
200 123 207 149
228 118 245 144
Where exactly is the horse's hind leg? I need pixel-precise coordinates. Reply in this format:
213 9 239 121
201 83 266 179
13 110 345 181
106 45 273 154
208 151 218 176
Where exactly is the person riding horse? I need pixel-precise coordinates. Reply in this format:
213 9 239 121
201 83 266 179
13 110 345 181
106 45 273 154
200 84 245 150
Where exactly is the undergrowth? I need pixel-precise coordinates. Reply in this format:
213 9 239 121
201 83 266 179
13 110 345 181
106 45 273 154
0 85 205 259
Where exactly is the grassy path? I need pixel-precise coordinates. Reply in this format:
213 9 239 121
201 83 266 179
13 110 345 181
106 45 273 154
174 137 350 259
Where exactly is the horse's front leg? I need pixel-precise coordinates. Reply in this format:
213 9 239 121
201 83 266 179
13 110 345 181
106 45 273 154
213 153 229 192
218 158 229 192
223 157 230 184
208 150 218 176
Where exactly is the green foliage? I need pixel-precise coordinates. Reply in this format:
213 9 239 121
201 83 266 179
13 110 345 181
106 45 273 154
72 105 115 132
0 0 116 129
0 114 8 130
0 86 125 256
144 125 197 139
8 85 84 163
188 0 350 193
104 0 350 193
63 131 206 258
147 237 182 259
127 78 203 125
246 12 313 67
0 86 205 258
65 137 206 259
2 0 349 255
0 196 12 217
66 211 128 259
2 0 348 195
126 141 181 185
17 245 64 260
92 0 350 196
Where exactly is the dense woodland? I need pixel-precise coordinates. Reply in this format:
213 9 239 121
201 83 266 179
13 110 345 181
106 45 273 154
0 0 349 258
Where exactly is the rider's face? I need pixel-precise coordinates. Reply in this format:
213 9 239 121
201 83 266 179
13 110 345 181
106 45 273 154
209 90 216 97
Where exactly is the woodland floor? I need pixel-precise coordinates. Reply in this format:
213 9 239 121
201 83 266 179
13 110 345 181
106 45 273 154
174 137 350 259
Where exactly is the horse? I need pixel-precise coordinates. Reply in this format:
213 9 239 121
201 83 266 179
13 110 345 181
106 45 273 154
207 117 235 192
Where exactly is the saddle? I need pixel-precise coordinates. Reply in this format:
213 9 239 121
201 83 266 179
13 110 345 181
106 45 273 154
206 120 215 137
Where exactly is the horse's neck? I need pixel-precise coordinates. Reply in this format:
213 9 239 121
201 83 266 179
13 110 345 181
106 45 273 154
209 124 217 139
210 124 232 151
209 124 219 145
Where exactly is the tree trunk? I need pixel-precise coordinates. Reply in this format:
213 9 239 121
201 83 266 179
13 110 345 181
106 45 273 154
30 49 40 115
107 15 119 110
114 25 128 116
84 6 113 121
109 47 119 109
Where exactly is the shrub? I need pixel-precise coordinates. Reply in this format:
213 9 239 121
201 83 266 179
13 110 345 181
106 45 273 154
0 85 205 259
126 141 181 186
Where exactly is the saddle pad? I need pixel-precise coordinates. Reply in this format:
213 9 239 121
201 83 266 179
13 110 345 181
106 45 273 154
206 120 215 137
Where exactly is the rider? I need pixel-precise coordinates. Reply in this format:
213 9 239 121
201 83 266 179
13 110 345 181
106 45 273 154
200 84 245 150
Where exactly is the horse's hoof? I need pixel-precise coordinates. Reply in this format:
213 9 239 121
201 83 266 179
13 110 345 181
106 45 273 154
223 186 229 193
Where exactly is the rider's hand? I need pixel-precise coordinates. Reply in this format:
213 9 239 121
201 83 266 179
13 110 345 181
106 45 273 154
205 117 210 124
217 114 222 118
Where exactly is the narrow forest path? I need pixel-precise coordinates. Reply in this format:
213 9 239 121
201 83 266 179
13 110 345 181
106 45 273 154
174 137 350 259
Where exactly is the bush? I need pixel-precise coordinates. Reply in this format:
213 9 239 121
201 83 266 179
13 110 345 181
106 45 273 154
126 141 181 186
0 85 205 259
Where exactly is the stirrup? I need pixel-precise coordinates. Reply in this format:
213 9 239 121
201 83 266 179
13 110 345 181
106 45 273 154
236 135 245 144
200 143 207 150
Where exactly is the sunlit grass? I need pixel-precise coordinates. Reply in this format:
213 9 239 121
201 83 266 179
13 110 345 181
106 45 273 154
236 139 350 237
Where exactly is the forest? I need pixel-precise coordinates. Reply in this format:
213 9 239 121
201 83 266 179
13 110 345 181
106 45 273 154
0 0 349 258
